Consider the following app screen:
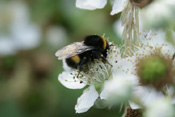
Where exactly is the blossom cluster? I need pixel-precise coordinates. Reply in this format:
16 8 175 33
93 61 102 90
57 0 175 116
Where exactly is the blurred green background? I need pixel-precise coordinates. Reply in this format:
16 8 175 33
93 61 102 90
0 0 122 116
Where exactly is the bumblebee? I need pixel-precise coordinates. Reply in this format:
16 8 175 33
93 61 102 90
55 35 110 71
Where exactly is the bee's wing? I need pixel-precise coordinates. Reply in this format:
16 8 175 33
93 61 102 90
55 42 94 60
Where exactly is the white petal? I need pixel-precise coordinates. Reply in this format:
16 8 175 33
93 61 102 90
58 71 86 89
75 85 98 113
129 86 164 109
76 0 107 10
166 86 175 104
100 75 133 105
129 101 141 109
62 59 72 72
139 30 175 59
140 0 175 29
110 0 127 15
113 19 123 37
113 57 136 77
144 98 175 117
12 24 41 50
112 56 139 85
144 30 167 47
0 37 17 56
107 46 122 65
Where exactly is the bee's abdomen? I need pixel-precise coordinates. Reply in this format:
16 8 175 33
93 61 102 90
66 55 80 69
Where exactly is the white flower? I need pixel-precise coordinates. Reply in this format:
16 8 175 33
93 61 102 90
0 37 17 56
110 0 127 15
76 0 107 10
100 74 135 105
0 1 41 56
58 45 136 113
137 30 175 58
76 0 127 15
75 85 98 113
143 97 175 117
127 30 175 109
139 0 175 29
113 19 123 37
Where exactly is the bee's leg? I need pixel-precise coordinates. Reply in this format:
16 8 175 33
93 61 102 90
92 51 113 67
77 56 89 78
79 56 89 70
101 56 113 67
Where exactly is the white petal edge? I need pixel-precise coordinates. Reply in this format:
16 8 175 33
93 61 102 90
107 46 121 65
100 75 133 101
144 98 175 117
129 86 164 109
62 59 72 72
113 19 123 37
113 57 136 77
110 0 127 15
76 0 107 10
58 71 86 89
75 85 98 113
